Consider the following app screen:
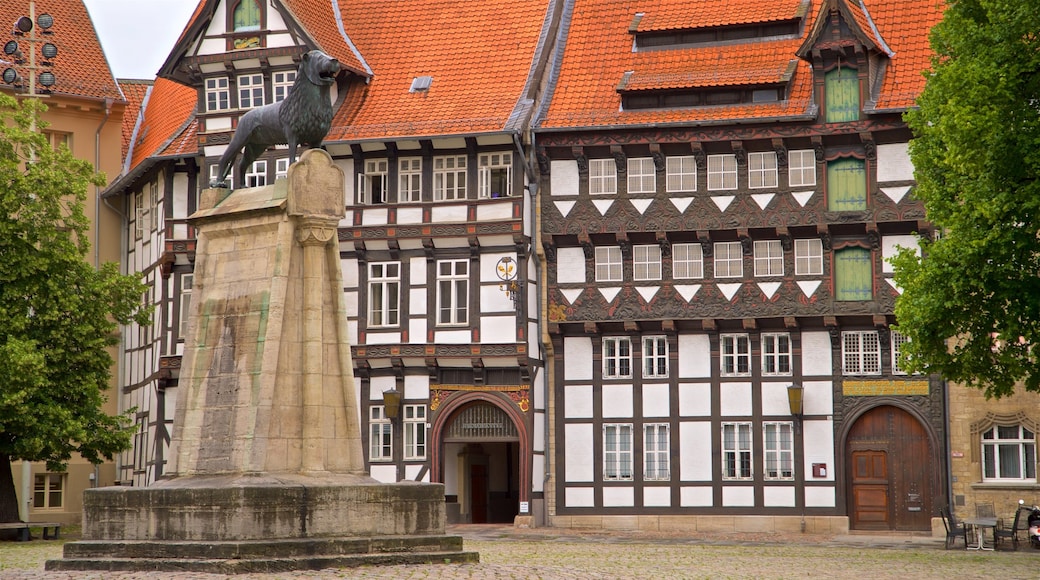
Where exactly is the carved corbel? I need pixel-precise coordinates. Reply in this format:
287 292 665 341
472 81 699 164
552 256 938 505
542 241 557 263
690 142 706 167
469 236 481 259
867 230 881 250
611 145 627 173
388 239 400 260
471 358 485 384
422 237 435 260
392 357 405 378
772 138 788 166
811 136 825 163
740 235 753 256
425 357 438 381
572 147 588 176
860 133 876 161
649 144 665 173
536 148 550 175
731 141 746 167
656 231 670 258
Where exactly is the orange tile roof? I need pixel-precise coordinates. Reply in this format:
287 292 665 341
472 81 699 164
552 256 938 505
119 80 151 161
327 0 553 141
128 78 197 171
870 0 944 111
621 45 799 91
282 0 369 76
0 0 123 103
634 0 808 32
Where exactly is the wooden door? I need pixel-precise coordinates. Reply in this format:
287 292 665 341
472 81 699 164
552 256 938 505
470 464 488 523
851 450 889 529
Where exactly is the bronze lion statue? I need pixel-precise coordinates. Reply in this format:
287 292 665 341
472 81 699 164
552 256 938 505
210 50 341 188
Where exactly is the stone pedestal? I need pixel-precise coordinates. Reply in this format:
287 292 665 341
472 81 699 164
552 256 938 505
47 150 477 572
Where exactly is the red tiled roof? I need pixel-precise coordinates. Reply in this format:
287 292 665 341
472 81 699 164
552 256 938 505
282 0 369 76
621 47 799 92
158 118 198 157
634 0 808 32
870 0 944 111
327 0 552 141
128 78 197 171
0 0 122 102
119 80 151 161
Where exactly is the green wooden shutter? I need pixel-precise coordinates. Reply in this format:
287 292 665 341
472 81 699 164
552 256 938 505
827 158 867 211
234 0 261 32
835 247 872 301
825 67 860 123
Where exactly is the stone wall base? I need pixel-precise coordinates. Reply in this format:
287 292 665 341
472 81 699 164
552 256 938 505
548 514 852 535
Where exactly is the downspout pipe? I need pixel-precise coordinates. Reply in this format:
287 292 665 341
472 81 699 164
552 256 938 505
94 97 113 269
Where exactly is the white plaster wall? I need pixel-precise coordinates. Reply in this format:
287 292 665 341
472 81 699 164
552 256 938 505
876 143 914 182
801 331 833 376
761 381 794 417
443 442 461 495
678 383 711 416
679 421 713 481
803 380 834 416
476 200 514 221
534 372 546 411
764 486 796 507
404 464 429 482
720 382 753 416
551 159 580 196
409 256 426 285
564 385 593 418
341 257 359 288
369 376 397 401
882 234 920 273
564 337 593 381
431 204 468 224
803 419 835 481
480 284 516 312
565 423 594 482
404 374 429 400
408 318 426 343
603 487 634 507
398 206 423 224
565 487 595 507
481 316 516 343
534 411 545 452
556 247 587 284
369 464 396 483
805 486 836 507
366 332 402 345
678 334 711 378
361 208 389 226
642 383 670 417
643 487 671 507
722 486 755 507
205 117 232 132
409 287 427 316
602 384 633 418
533 454 544 492
680 486 714 507
434 329 470 343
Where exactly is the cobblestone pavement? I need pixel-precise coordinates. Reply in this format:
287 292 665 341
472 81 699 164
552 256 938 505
1 525 1037 579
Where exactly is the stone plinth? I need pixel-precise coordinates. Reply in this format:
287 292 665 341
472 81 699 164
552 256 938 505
47 150 477 572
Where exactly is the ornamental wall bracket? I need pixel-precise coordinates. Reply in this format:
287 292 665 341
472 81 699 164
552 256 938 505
772 138 788 166
730 140 746 167
611 145 627 173
572 147 588 176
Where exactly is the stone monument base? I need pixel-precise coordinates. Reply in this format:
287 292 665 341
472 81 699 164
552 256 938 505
46 474 478 573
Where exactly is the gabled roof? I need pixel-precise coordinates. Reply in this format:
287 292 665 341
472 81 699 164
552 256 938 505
0 0 123 103
118 80 151 161
797 0 893 58
867 0 944 111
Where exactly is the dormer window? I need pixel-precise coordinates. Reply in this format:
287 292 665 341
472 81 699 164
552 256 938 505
233 0 261 32
228 0 263 50
825 66 860 122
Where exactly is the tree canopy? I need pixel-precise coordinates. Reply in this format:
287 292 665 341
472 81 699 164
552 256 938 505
893 0 1040 398
0 95 150 521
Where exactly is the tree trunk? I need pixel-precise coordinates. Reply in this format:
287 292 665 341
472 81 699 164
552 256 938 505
0 455 24 540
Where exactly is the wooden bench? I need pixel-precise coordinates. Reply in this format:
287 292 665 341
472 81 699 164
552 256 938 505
0 521 62 541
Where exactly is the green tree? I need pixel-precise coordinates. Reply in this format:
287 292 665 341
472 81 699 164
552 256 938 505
0 95 150 524
893 0 1040 398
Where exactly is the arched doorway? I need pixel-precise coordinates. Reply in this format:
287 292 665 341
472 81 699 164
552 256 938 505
846 405 934 531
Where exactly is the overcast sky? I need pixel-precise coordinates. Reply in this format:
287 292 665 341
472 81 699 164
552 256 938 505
84 0 197 79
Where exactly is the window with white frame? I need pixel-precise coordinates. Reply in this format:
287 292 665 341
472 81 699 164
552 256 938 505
210 164 232 189
434 155 466 200
595 246 623 282
722 422 753 479
714 241 743 278
842 330 881 375
644 423 670 480
748 151 778 189
763 422 794 480
273 70 295 102
982 425 1036 481
398 157 422 202
794 238 823 275
436 259 468 326
368 262 400 327
761 332 791 376
672 242 703 279
633 244 662 281
642 335 668 378
32 473 64 509
891 330 911 375
603 423 633 480
369 406 392 461
789 149 816 187
358 159 388 204
589 158 617 195
205 77 229 111
478 152 512 198
603 337 632 379
627 157 656 193
275 158 289 180
404 404 427 460
237 73 264 108
179 274 193 339
720 334 751 376
666 155 696 192
707 154 737 190
753 240 784 276
245 159 267 188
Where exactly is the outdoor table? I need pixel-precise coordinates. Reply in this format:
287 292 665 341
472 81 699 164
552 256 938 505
962 516 998 550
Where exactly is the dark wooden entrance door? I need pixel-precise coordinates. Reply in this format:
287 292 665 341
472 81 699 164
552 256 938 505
847 406 933 531
470 464 488 523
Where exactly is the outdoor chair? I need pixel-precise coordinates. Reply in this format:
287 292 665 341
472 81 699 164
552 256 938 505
940 506 968 550
994 506 1026 551
975 502 996 518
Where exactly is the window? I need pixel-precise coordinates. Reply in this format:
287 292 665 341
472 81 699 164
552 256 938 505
633 244 662 281
205 77 230 112
368 262 400 327
244 159 267 188
237 73 264 108
434 155 467 200
982 425 1036 481
666 155 696 192
720 334 751 376
275 158 289 180
232 0 261 31
404 404 427 460
358 159 388 204
273 70 295 102
707 154 737 190
644 423 670 480
369 406 392 461
179 274 193 338
643 335 668 378
604 424 633 480
825 66 860 123
761 333 791 376
32 473 64 509
672 243 703 279
835 247 872 300
763 422 794 480
210 163 232 189
398 157 422 203
714 241 743 278
478 152 511 198
789 149 816 187
748 151 778 189
753 240 783 277
892 330 911 375
722 422 753 479
595 246 623 282
43 130 71 151
589 158 617 195
436 259 468 326
827 158 867 211
794 239 823 275
603 337 632 379
842 330 881 375
627 157 656 193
